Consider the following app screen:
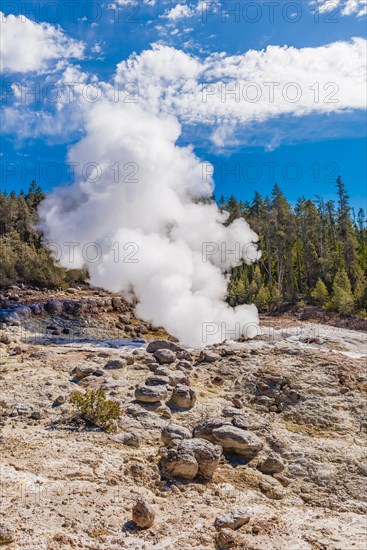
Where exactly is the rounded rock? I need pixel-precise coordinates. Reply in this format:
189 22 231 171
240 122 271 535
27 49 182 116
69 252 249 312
161 424 192 447
135 384 168 403
154 349 176 364
212 426 263 459
170 385 196 409
132 498 155 529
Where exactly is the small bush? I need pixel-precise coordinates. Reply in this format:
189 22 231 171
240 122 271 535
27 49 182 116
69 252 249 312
70 389 121 433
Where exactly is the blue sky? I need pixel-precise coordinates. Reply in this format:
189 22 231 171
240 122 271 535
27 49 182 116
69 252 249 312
1 0 366 210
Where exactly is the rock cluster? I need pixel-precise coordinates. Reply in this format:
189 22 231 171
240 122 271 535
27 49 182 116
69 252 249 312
160 438 222 480
133 340 197 410
193 417 263 459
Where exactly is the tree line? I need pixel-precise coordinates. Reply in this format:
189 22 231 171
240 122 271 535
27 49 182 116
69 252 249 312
1 178 366 317
221 177 367 316
0 181 87 289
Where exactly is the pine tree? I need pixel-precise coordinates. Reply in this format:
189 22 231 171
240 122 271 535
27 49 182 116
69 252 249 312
310 279 329 306
254 284 271 312
329 269 354 314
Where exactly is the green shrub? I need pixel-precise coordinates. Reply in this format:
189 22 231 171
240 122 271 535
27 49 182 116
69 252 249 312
70 389 121 433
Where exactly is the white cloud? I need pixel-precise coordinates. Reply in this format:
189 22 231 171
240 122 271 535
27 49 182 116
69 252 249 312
0 12 85 73
165 3 194 20
310 0 367 16
6 39 365 148
115 39 366 143
162 1 220 22
342 0 367 15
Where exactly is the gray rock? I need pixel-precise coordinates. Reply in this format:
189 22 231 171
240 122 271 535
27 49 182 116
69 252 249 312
199 350 221 363
193 418 231 443
222 407 244 417
119 314 130 324
258 455 285 475
104 359 127 370
160 438 222 480
161 424 192 447
122 432 141 448
71 365 104 381
135 384 168 403
146 339 183 353
126 404 166 429
176 360 193 370
215 528 236 548
176 350 193 361
145 375 170 386
132 498 155 529
138 324 148 334
170 384 196 409
54 395 67 405
232 416 249 430
211 426 263 459
154 349 176 364
214 508 250 530
167 371 189 386
154 366 173 377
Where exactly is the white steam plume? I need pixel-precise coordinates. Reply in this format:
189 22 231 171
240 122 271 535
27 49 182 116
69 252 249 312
40 97 260 347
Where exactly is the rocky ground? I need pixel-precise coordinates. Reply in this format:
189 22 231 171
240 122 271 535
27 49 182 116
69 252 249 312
0 287 366 549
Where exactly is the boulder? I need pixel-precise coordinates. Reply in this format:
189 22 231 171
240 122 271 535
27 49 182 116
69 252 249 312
71 365 104 381
214 509 250 530
146 339 183 353
161 424 192 447
258 455 285 475
170 385 196 409
193 418 231 443
199 350 221 363
132 498 155 529
104 359 127 370
160 446 198 480
232 416 249 430
154 349 176 364
160 438 222 480
145 375 170 386
215 528 236 548
176 360 193 370
154 366 173 377
211 426 263 459
134 384 168 403
167 371 189 386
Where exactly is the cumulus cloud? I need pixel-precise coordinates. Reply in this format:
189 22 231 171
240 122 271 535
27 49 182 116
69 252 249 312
310 0 367 16
115 39 366 144
164 3 194 20
0 12 85 73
